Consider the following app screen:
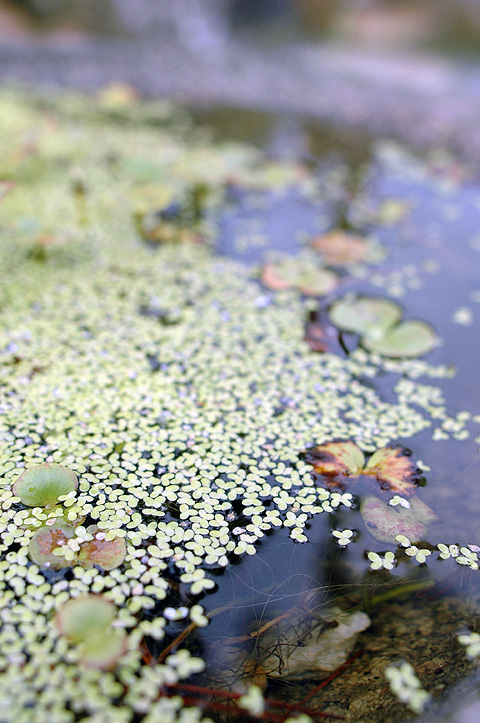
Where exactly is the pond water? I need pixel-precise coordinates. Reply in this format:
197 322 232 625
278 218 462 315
0 90 479 722
191 109 480 720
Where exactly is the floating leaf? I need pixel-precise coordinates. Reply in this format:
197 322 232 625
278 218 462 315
306 441 365 480
13 464 78 507
55 595 126 670
261 263 293 291
262 259 338 297
78 528 126 571
55 595 116 643
297 268 338 297
311 230 369 266
329 296 402 339
364 447 421 496
28 522 75 570
329 295 438 358
361 495 437 544
79 630 127 669
363 320 437 358
306 441 425 496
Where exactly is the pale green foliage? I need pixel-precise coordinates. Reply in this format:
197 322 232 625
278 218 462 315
0 88 476 722
385 661 430 713
458 631 480 659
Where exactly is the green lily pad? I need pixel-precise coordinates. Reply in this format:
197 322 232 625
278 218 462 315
78 528 126 571
262 260 338 296
307 441 365 480
55 595 116 643
364 447 420 497
28 522 75 570
329 296 402 339
363 320 437 358
79 629 127 670
360 495 437 544
13 464 78 507
297 268 339 297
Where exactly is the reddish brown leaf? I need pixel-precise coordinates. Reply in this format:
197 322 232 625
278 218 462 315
78 527 126 571
28 522 75 570
261 263 293 291
363 447 420 496
311 230 368 266
306 441 365 483
360 495 429 543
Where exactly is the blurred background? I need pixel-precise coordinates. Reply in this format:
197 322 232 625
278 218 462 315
1 0 480 160
1 0 480 50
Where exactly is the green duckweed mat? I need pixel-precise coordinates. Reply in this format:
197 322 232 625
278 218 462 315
0 87 479 723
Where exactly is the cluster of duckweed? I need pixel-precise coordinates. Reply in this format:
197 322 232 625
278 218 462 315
384 661 430 714
0 88 478 721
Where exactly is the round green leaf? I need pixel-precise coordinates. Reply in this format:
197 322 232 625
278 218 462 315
55 595 116 643
79 630 127 670
363 320 438 358
13 464 78 507
297 268 338 297
28 522 76 570
329 296 402 338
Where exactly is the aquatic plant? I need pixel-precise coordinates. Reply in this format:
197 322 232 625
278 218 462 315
306 441 423 495
458 631 480 659
361 495 437 544
262 257 338 296
311 230 370 266
384 661 430 714
329 295 438 357
0 87 478 723
28 521 75 569
367 551 395 570
28 522 126 570
55 595 127 669
13 463 78 507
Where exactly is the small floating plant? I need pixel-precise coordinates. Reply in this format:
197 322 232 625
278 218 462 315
14 464 126 570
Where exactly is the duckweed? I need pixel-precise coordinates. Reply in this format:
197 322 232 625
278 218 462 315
0 87 478 722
